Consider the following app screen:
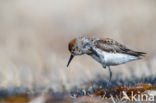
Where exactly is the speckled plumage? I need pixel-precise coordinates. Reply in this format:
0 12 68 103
67 36 146 81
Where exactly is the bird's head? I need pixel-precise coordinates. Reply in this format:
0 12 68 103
67 37 92 67
68 38 83 56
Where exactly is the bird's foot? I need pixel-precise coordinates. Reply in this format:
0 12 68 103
107 81 111 88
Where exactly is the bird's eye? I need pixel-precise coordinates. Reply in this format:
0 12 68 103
75 46 78 50
72 48 75 52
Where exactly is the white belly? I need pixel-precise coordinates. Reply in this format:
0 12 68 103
91 48 138 66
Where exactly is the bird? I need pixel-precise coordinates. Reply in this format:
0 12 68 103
67 36 146 81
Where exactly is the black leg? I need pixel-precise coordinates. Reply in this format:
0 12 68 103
108 66 112 82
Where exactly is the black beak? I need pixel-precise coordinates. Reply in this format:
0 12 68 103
67 54 74 67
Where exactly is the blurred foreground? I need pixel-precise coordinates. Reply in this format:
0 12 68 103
0 77 156 103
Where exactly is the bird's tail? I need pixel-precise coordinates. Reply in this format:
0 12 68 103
135 51 146 56
130 51 146 59
122 48 146 57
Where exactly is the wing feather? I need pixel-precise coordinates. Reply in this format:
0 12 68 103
94 38 146 57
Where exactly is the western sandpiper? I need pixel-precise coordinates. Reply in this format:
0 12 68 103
67 36 146 81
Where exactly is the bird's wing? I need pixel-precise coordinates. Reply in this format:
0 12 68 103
94 38 146 56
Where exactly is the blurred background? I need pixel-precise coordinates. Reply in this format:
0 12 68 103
0 0 156 94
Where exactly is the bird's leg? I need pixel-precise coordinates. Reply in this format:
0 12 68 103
108 66 112 82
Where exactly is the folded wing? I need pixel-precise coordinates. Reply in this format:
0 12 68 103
94 38 146 57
